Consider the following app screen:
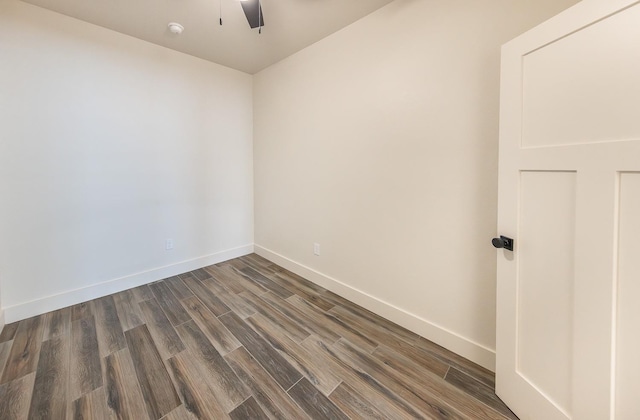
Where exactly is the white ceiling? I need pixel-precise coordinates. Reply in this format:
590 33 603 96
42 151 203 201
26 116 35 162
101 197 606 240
19 0 395 74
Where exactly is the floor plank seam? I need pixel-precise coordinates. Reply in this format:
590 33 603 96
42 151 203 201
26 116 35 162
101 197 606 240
444 364 451 380
228 394 253 413
326 379 344 397
285 375 304 393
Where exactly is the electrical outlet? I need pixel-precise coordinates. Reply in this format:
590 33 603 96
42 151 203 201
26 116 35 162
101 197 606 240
313 243 320 256
165 239 174 250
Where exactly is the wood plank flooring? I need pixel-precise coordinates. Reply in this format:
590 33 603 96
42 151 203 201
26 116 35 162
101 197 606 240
0 254 518 419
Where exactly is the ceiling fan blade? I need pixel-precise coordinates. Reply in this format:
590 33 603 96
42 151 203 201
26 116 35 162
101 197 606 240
240 0 265 29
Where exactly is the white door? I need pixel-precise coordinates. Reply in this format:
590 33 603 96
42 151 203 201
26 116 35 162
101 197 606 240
495 1 640 419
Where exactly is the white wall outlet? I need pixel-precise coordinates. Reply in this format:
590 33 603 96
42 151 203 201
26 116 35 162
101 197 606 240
313 242 320 256
165 239 174 250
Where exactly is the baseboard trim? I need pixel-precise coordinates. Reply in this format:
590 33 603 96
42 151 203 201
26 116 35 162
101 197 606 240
255 244 496 371
0 309 5 336
4 244 254 324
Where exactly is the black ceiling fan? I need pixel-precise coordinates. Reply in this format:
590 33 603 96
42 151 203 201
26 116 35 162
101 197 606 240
219 0 265 33
240 0 265 31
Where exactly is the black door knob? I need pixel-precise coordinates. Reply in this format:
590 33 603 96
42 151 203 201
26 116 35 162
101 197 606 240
492 237 506 248
492 236 514 251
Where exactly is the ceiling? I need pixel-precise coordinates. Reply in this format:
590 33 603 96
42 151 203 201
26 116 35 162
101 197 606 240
19 0 395 74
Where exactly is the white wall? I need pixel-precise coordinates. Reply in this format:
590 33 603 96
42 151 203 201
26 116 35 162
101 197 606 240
253 0 579 369
0 0 254 322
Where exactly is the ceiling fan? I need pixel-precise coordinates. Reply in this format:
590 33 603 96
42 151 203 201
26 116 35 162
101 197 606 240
221 0 264 33
238 0 264 31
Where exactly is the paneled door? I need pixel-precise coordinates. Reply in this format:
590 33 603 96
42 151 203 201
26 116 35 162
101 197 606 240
495 0 640 419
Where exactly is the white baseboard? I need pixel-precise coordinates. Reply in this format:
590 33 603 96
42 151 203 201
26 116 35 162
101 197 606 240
0 309 5 336
3 244 254 324
255 244 496 371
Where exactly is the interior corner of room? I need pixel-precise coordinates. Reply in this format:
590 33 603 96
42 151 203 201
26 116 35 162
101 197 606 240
0 0 582 378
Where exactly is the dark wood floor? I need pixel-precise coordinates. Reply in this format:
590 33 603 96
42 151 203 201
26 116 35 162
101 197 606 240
0 254 517 419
